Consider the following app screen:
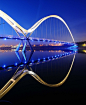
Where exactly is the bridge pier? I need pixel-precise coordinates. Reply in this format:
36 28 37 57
15 39 33 52
15 42 21 52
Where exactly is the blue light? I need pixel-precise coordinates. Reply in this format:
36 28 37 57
32 60 34 62
4 38 6 40
55 55 57 57
43 40 45 42
58 55 60 56
15 63 17 66
24 61 27 64
48 57 49 59
43 58 45 59
74 50 77 53
30 63 32 65
8 67 12 69
38 59 40 61
3 65 6 68
20 64 24 66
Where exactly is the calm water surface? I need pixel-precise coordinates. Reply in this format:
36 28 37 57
0 49 86 104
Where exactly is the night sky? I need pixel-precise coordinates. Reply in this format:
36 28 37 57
0 0 86 43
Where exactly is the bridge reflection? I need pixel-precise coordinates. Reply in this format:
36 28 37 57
0 49 77 70
0 49 76 99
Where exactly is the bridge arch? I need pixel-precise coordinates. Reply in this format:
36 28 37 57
28 15 75 43
0 10 75 43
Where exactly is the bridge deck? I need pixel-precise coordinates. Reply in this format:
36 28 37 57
0 36 75 45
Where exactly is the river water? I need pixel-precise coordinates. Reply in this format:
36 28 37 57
0 49 86 104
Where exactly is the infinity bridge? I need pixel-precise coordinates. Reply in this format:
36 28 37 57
0 10 77 99
0 10 77 52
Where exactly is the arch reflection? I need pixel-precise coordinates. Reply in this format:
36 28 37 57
0 50 76 99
